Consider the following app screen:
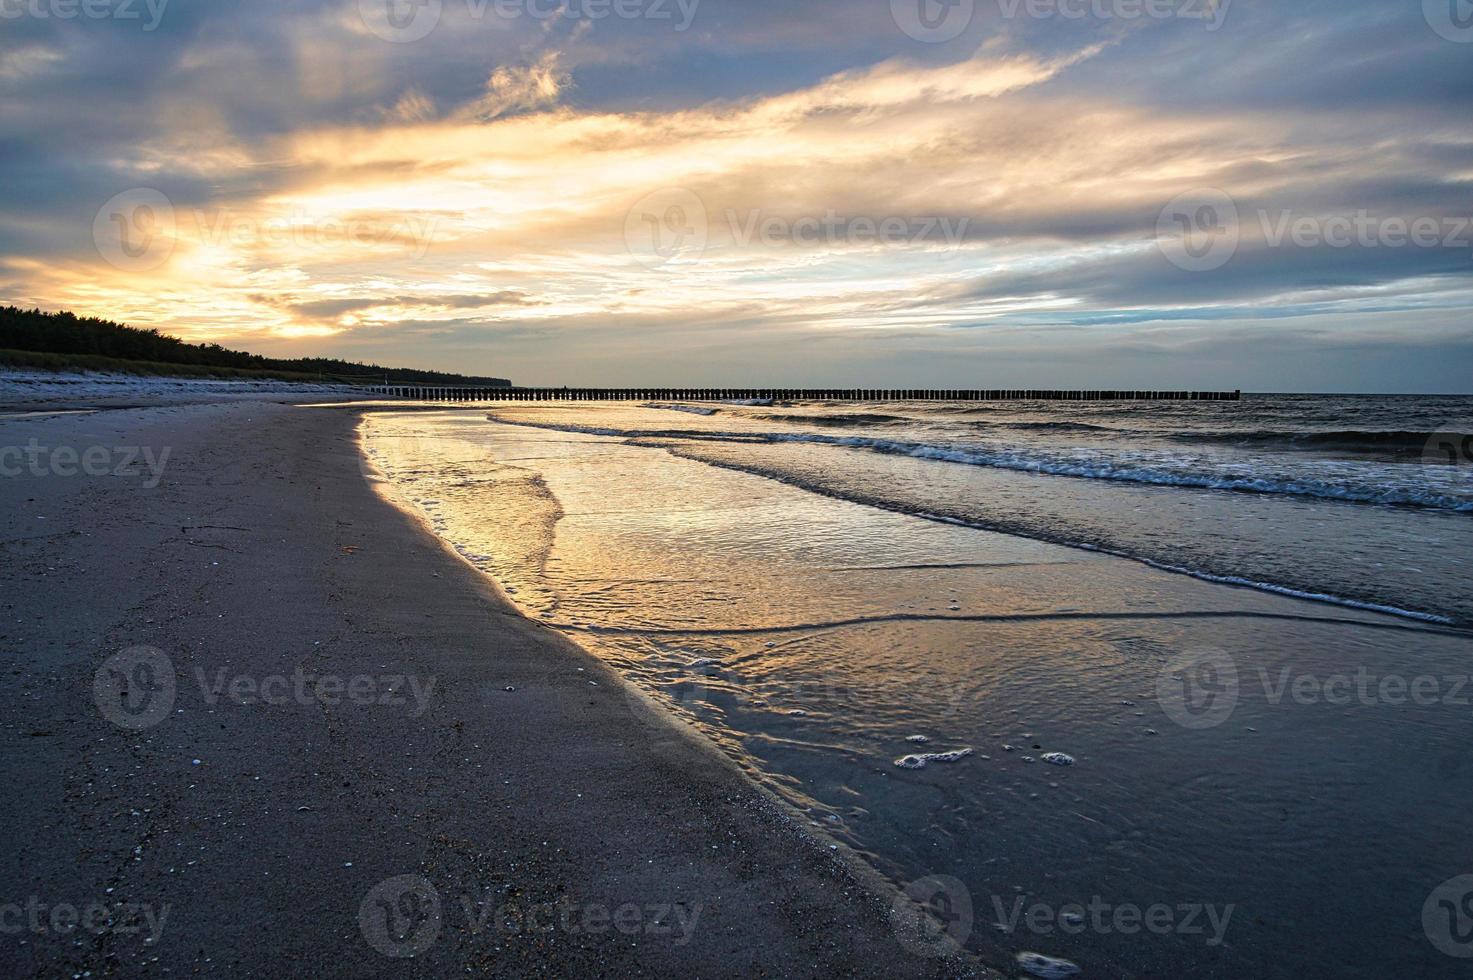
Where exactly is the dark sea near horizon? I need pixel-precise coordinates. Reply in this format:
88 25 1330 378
363 394 1473 979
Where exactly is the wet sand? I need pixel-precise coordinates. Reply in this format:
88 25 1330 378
0 399 982 977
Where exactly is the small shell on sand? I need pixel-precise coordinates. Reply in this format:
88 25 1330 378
1041 752 1075 767
1016 952 1082 979
893 748 974 770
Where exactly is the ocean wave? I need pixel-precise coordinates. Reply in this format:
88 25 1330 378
1168 429 1466 455
487 415 1473 512
642 402 719 416
972 420 1115 433
751 412 910 427
777 433 1473 512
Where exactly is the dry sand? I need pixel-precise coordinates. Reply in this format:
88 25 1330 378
0 397 984 977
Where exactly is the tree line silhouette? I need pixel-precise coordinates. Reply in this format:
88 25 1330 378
0 307 511 386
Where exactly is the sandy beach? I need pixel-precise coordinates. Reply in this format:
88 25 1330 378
0 394 981 977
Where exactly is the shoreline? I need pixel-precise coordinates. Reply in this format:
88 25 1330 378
0 398 982 977
358 401 1473 979
354 411 940 916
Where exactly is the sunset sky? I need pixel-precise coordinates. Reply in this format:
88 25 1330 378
2 0 1471 389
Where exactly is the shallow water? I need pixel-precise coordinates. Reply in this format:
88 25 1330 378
363 401 1473 979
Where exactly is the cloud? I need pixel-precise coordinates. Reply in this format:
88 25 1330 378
285 290 535 320
1 0 1470 387
459 52 569 121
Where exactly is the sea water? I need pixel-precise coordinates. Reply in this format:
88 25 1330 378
363 396 1473 978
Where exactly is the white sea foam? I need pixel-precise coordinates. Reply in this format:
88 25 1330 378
641 403 718 416
893 747 973 769
1016 952 1081 979
760 432 1473 512
489 414 1473 512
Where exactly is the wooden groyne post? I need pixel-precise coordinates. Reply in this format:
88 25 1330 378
364 387 1242 402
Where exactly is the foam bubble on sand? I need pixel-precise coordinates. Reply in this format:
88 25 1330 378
1016 952 1082 978
688 658 721 668
1041 752 1075 766
893 747 973 769
905 734 931 744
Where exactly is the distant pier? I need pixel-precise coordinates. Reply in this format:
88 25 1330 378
364 387 1241 402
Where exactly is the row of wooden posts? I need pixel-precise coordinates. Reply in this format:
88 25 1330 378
366 387 1241 402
